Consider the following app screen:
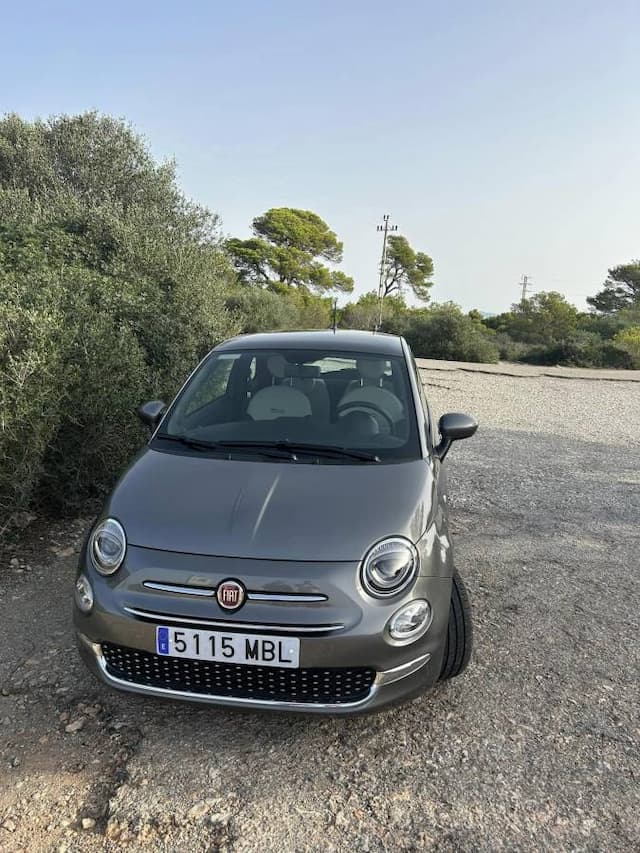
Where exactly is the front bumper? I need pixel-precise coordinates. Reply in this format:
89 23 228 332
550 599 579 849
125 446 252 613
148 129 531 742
76 631 440 713
74 544 452 714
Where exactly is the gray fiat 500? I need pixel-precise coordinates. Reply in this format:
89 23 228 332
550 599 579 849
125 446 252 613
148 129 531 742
74 330 477 713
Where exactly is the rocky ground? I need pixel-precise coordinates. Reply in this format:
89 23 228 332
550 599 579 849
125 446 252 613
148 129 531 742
0 366 638 852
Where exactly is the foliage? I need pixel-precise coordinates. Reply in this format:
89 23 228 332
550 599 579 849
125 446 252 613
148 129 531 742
340 292 409 333
226 285 332 333
587 262 640 314
517 331 631 368
487 291 579 345
576 311 627 341
612 326 640 368
226 208 354 294
339 294 497 362
403 303 499 363
0 113 237 526
492 332 530 362
381 235 434 302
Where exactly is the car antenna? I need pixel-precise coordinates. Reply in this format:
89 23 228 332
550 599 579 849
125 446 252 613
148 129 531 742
332 298 338 333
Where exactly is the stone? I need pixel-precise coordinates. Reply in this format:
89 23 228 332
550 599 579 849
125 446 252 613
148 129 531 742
187 801 210 821
55 546 75 558
105 818 122 840
81 817 96 830
65 717 86 734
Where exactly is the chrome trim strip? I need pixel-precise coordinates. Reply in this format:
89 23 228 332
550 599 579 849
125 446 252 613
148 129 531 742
143 581 215 597
374 652 431 686
142 582 327 603
123 606 344 633
77 635 375 712
247 592 327 603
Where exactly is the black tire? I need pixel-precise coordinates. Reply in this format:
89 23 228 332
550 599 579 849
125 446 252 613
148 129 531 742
439 568 473 681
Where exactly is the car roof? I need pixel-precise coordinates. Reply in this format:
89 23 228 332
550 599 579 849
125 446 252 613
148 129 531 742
216 329 405 357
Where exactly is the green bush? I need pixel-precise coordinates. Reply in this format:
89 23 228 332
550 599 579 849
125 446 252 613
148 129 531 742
226 287 301 333
0 115 238 527
340 292 409 335
404 303 500 363
227 285 333 334
519 331 633 368
612 326 640 368
493 333 530 362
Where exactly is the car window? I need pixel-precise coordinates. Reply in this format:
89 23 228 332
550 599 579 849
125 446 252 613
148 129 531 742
311 356 391 377
181 354 238 417
408 351 433 448
159 348 421 463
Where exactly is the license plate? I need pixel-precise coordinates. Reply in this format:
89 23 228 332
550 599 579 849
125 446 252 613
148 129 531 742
156 626 300 668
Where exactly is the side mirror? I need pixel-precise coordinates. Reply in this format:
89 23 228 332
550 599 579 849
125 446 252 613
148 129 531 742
137 400 167 430
434 412 478 461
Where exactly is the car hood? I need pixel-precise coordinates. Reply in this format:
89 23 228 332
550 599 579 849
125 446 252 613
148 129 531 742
105 448 435 561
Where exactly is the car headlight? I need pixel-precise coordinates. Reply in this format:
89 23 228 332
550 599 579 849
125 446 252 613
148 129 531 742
361 537 418 597
388 599 432 642
90 518 126 575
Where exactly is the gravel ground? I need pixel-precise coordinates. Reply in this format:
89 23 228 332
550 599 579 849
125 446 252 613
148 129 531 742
419 365 640 447
1 366 639 852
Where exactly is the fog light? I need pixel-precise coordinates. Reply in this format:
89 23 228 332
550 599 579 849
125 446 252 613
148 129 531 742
388 599 431 642
75 574 94 614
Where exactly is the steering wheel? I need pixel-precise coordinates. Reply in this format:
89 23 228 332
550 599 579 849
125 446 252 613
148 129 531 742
337 400 394 433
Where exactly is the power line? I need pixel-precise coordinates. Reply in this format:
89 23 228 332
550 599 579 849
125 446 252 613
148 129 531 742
375 214 398 331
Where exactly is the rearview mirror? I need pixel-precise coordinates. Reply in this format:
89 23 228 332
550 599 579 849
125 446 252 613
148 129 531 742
434 412 478 461
137 400 167 430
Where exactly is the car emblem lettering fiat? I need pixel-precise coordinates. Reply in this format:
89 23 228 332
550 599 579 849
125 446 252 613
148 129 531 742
217 580 245 610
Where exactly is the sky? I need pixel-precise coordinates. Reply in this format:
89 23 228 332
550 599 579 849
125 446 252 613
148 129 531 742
2 0 639 312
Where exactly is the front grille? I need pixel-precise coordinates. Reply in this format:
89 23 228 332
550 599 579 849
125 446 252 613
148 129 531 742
102 643 375 705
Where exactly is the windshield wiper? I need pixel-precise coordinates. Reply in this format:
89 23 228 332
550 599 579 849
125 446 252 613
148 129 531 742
155 435 379 463
154 434 296 460
220 440 380 463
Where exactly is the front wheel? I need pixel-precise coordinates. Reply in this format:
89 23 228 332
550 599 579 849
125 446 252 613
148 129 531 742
439 568 473 681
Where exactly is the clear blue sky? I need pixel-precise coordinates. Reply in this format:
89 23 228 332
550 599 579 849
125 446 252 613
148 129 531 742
3 0 639 311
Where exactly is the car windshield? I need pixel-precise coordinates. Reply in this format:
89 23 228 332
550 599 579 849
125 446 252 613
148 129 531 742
157 348 422 463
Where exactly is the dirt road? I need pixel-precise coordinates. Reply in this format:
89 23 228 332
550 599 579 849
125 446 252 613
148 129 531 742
1 367 638 851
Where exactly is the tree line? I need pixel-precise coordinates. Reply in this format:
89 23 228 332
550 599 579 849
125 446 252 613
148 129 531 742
225 206 639 369
1 113 638 528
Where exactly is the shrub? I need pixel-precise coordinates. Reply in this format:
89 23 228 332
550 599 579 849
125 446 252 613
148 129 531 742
493 333 530 362
340 292 409 334
519 331 634 368
0 115 238 528
226 287 301 333
404 303 500 363
227 285 333 334
612 326 640 368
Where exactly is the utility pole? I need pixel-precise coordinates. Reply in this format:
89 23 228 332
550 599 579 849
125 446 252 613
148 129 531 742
519 274 532 303
375 214 398 331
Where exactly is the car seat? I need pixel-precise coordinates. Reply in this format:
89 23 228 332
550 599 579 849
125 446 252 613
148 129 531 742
246 355 312 421
337 358 404 433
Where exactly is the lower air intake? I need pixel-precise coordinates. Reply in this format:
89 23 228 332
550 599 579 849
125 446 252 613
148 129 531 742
102 643 375 705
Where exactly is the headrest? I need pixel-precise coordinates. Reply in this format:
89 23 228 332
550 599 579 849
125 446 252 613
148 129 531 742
267 354 287 379
356 358 388 381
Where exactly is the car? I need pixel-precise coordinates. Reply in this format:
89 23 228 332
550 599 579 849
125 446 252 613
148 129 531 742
74 330 478 714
